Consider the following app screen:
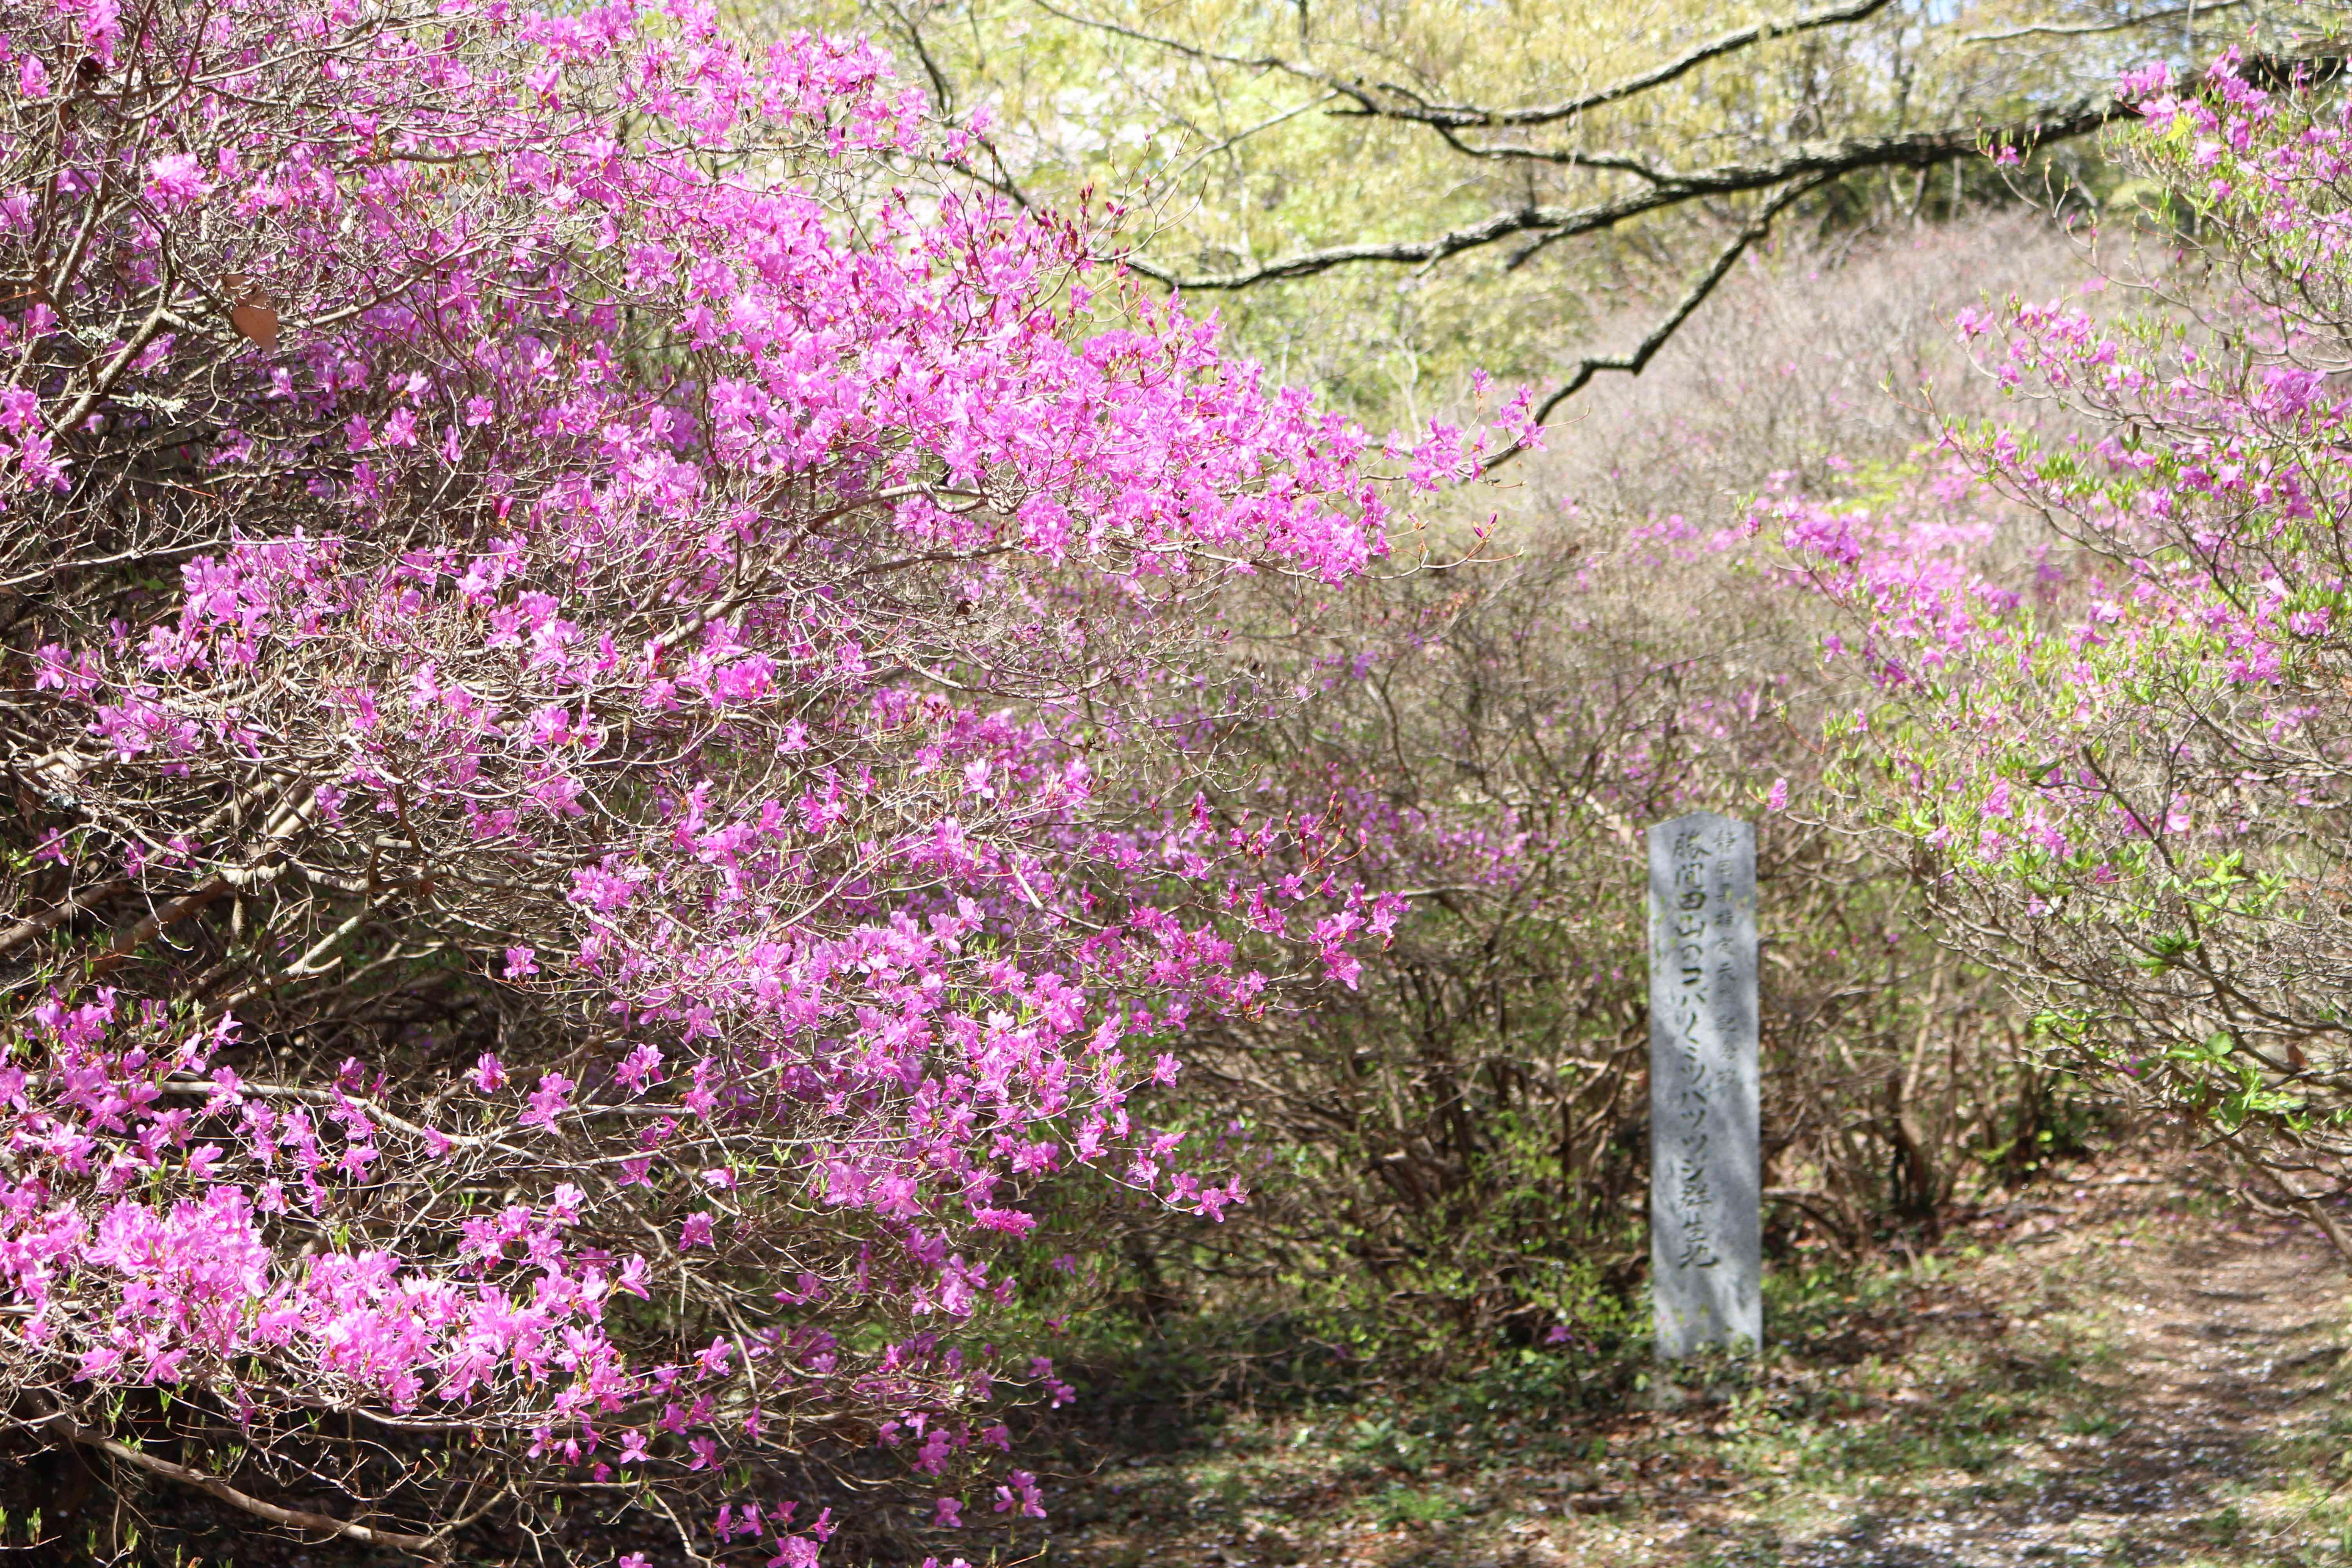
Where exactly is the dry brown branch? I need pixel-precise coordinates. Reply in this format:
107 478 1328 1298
0 877 131 959
45 1412 443 1558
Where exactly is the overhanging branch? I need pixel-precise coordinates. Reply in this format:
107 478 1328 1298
1120 96 2126 291
1468 47 2351 441
1029 0 1897 131
1487 174 1832 471
1963 0 2242 46
1330 0 1899 129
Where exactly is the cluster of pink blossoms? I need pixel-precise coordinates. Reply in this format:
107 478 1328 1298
1761 53 2352 1147
0 0 1524 1555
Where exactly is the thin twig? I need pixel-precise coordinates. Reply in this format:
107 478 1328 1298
1963 0 2241 45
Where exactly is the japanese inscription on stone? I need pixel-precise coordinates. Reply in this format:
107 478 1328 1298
1648 811 1760 1359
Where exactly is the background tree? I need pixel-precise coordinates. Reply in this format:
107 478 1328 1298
830 0 2331 427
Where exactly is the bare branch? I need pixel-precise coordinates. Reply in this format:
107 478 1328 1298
1962 0 2242 46
1121 97 2127 291
0 876 131 960
1487 174 1833 470
1026 0 1308 78
1332 0 1899 130
83 876 229 980
1166 91 1343 184
47 1412 442 1559
1029 0 1896 132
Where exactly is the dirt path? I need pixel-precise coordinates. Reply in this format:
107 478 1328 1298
1042 1171 2352 1568
1783 1210 2345 1566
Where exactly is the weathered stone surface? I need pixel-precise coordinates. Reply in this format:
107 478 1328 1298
1647 811 1760 1358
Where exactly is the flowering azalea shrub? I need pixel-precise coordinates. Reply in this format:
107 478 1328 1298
0 0 1515 1557
1772 54 2352 1232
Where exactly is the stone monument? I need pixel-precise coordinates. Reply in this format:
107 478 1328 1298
1647 811 1760 1358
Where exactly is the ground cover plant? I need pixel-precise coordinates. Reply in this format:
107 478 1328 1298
1022 1156 2352 1568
